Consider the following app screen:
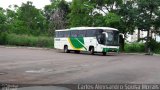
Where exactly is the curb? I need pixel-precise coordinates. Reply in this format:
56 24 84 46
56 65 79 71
121 53 160 56
0 45 55 50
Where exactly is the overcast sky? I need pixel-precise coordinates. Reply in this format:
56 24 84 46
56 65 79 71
0 0 72 9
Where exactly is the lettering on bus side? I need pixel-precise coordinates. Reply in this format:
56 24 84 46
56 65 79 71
55 39 60 41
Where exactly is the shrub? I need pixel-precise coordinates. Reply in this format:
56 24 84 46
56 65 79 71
0 32 7 45
149 39 160 53
0 33 54 48
124 43 145 53
36 37 54 48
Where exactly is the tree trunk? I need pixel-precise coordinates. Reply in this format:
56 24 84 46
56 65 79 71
146 29 150 53
119 34 125 52
137 29 140 42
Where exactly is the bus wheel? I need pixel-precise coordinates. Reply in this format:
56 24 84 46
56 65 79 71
64 46 69 53
102 52 106 56
89 47 94 55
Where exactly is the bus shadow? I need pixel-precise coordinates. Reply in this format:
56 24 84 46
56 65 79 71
58 51 119 57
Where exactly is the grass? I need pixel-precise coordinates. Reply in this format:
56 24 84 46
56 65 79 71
0 33 54 48
124 43 145 53
124 42 160 54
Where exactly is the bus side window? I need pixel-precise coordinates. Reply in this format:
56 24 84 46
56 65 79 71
70 31 74 37
59 31 64 37
66 31 70 37
59 32 61 37
62 31 70 37
86 30 96 37
71 30 78 37
55 32 59 37
78 30 86 37
63 31 67 37
96 29 103 35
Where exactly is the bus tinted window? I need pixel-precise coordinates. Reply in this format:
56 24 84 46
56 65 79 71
59 31 64 37
96 29 103 35
63 31 70 37
55 32 59 37
71 30 78 37
56 29 103 37
78 30 86 37
56 31 70 37
66 31 71 37
86 30 96 37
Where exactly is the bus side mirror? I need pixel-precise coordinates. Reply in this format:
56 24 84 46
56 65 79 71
103 32 108 38
119 33 124 39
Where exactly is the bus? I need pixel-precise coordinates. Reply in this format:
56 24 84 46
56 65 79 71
54 27 119 55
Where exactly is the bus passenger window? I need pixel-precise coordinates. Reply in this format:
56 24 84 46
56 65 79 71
71 31 78 37
59 31 64 37
55 32 59 37
64 31 70 37
86 30 96 37
78 30 86 37
66 31 70 37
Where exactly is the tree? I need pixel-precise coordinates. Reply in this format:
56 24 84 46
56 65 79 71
136 0 160 53
118 1 137 36
0 7 7 44
109 1 137 51
69 0 123 27
0 7 7 33
89 0 123 13
44 0 70 35
104 13 121 28
7 1 47 35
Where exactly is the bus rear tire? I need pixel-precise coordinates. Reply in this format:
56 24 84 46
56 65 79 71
64 45 69 53
102 52 106 56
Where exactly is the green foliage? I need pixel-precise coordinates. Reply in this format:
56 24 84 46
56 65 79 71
124 43 145 53
0 32 7 44
6 1 48 36
104 13 121 28
149 39 160 53
0 33 54 48
118 1 137 34
125 41 160 54
136 0 160 31
135 0 160 52
69 0 94 27
92 14 105 26
89 0 123 13
0 8 7 32
44 0 70 35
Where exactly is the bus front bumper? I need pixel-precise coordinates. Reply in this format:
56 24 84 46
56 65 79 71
102 48 119 53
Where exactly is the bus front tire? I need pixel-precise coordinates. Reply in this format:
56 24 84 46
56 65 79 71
89 47 94 55
64 46 69 53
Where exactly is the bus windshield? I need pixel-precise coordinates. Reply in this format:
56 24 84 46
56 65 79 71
105 31 119 46
96 30 119 46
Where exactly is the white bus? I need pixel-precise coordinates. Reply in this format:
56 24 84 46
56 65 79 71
54 27 119 55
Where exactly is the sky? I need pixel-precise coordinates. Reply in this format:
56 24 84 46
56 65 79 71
0 0 72 9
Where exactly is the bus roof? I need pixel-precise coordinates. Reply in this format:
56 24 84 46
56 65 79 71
56 27 118 31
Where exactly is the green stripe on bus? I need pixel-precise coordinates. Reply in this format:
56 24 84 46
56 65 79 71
69 37 87 50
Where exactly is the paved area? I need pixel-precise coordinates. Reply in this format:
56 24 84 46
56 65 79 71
0 46 160 85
